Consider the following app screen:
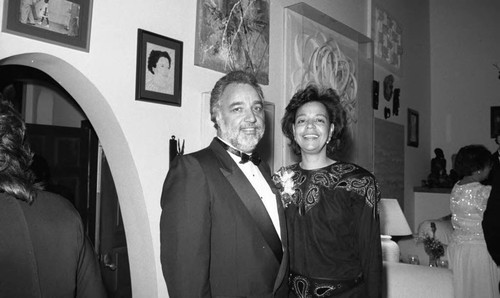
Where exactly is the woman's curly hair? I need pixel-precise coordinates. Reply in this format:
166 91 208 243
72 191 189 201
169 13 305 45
281 84 347 158
454 144 492 178
0 100 42 203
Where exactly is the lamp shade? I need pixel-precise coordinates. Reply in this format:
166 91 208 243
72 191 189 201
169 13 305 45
379 198 412 236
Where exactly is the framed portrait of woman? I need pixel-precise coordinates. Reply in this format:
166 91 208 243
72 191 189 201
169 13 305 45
135 29 183 106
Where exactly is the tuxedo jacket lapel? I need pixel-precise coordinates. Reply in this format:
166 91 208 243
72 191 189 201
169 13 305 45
210 140 283 262
259 162 290 293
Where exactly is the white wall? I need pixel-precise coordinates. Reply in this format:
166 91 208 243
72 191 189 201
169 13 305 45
372 0 430 228
430 0 500 167
0 1 370 296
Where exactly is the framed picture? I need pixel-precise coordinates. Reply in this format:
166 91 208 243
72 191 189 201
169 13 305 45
2 0 93 52
491 106 500 138
135 29 183 106
194 0 270 85
407 108 419 147
372 6 403 75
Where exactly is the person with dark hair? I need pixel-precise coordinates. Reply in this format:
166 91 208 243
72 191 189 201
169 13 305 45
37 0 50 28
160 70 288 297
146 49 172 94
447 144 500 298
0 99 106 297
278 84 382 297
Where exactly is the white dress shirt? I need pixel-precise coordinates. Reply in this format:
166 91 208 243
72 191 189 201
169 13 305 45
221 142 281 240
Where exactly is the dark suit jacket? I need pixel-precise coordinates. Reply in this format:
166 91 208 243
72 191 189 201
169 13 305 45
483 151 500 265
485 151 500 185
160 138 289 298
0 191 106 298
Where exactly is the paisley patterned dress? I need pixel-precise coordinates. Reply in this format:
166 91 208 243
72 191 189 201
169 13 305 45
285 162 382 298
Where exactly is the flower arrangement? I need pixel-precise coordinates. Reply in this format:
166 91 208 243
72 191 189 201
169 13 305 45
421 234 445 259
272 167 297 208
420 222 445 262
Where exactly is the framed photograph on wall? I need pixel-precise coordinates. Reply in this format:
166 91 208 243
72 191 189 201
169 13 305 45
2 0 93 52
407 108 419 147
135 29 183 106
491 106 500 138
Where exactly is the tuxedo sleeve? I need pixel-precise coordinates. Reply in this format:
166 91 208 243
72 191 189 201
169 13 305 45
160 155 212 298
483 171 500 265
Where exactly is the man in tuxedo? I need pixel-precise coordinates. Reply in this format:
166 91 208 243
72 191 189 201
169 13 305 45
160 70 288 297
483 134 500 292
485 134 500 186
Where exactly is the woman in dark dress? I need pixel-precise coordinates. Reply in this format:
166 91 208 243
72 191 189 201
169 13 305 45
275 85 382 297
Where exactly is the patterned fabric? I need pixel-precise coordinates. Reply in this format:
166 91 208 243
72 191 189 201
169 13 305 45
450 182 490 243
288 162 379 215
285 162 382 298
290 271 363 298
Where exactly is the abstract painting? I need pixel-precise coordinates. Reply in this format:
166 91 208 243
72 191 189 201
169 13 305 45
194 0 270 85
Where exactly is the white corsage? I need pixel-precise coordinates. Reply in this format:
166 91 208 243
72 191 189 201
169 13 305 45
272 167 297 208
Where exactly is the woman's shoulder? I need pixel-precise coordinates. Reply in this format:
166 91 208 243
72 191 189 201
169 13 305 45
454 181 491 191
330 161 375 178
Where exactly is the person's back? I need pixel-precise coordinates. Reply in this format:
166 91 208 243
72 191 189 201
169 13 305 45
0 99 106 297
0 191 106 297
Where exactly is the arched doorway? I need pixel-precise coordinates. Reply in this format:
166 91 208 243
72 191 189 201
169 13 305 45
0 53 158 297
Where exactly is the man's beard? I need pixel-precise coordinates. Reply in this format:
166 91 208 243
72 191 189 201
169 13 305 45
218 122 264 153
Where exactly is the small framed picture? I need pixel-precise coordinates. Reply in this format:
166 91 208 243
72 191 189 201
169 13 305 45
2 0 93 52
407 108 419 147
491 106 500 138
135 29 183 106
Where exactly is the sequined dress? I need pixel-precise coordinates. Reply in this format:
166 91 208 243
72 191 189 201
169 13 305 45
447 182 500 298
285 162 382 298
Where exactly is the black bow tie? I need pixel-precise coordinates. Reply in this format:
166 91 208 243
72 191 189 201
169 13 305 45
216 138 261 165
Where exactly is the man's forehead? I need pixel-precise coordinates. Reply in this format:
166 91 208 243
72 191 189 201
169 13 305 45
221 84 262 104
